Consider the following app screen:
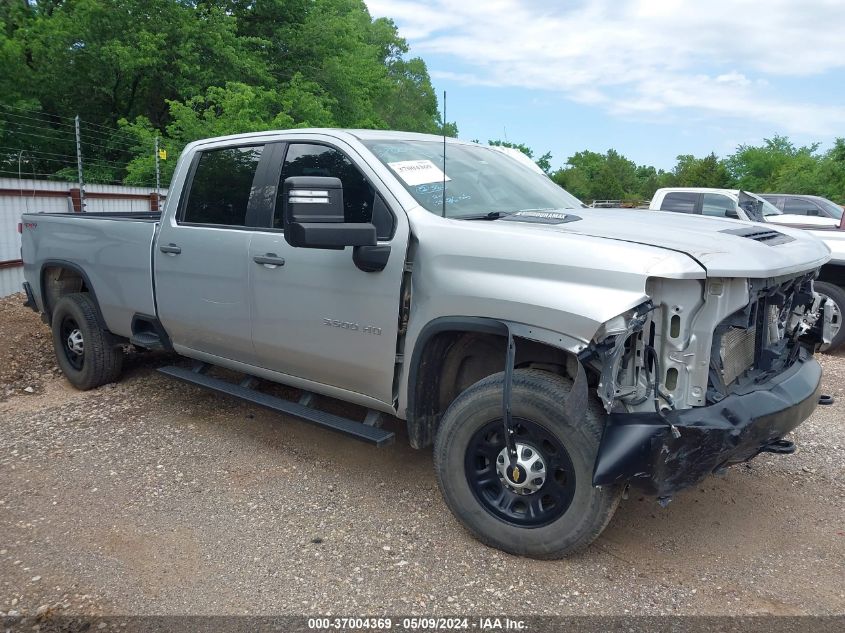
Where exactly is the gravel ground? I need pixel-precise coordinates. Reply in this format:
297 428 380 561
0 293 843 617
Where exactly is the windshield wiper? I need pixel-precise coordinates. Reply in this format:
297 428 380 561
460 211 517 221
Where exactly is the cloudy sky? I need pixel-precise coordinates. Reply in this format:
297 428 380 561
366 0 845 169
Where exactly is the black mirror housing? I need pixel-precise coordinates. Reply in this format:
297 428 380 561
283 176 345 224
282 176 377 249
286 223 376 249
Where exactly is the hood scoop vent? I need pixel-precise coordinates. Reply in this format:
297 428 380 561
720 226 794 246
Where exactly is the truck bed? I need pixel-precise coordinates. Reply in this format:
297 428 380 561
21 211 159 338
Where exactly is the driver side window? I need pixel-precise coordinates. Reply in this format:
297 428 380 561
274 143 394 239
276 144 372 226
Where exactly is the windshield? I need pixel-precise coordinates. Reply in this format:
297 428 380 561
362 140 584 218
816 197 844 220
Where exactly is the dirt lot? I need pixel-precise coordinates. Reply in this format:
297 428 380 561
0 292 843 617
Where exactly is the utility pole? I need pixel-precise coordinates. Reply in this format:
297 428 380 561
154 135 161 202
74 115 86 212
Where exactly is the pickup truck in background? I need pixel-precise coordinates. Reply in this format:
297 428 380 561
20 130 831 558
651 187 845 351
759 193 845 228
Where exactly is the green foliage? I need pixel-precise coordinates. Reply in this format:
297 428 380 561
544 139 844 205
725 136 818 191
488 140 552 174
1 1 841 205
673 153 732 188
0 0 449 185
551 148 651 201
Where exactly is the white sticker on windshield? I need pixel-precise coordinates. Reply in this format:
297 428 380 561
387 159 451 186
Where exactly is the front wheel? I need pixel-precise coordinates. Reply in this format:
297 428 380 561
434 369 621 559
51 293 123 390
814 281 845 352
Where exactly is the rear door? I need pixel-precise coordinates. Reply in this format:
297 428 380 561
248 138 409 405
155 142 270 362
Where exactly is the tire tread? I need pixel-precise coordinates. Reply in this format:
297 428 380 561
434 368 621 559
51 293 123 390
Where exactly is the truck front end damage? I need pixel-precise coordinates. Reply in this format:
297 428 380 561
588 273 826 497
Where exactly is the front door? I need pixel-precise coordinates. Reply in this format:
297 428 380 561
249 140 409 405
155 143 269 363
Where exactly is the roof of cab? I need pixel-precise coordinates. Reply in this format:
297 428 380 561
188 128 473 148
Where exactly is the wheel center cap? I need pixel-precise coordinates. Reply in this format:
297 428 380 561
496 442 547 495
66 329 84 355
507 464 526 484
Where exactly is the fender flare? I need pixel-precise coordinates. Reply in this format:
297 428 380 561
405 316 589 449
39 259 108 329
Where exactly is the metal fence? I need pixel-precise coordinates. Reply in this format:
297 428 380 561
0 177 166 297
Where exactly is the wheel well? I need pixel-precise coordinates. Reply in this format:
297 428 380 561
407 329 580 449
39 263 111 332
818 263 845 288
42 265 88 320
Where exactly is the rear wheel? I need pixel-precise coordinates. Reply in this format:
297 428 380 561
815 281 845 352
434 369 621 559
51 293 123 390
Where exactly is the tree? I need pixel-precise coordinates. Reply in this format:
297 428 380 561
0 0 446 184
488 140 552 174
812 138 845 203
550 149 639 201
673 153 733 188
725 136 818 192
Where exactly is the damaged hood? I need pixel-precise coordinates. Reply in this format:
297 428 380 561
506 207 831 278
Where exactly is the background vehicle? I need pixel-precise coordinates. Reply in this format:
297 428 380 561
651 187 785 221
651 187 844 351
20 130 830 559
759 194 844 229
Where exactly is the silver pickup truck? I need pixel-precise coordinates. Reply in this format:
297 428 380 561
20 129 831 559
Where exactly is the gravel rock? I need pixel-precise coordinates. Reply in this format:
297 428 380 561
0 292 843 616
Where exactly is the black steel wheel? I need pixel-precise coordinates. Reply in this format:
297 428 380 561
465 417 577 527
59 315 85 371
51 293 123 390
434 368 622 559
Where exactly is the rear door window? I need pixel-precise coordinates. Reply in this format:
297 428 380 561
701 193 736 218
660 192 698 214
181 146 264 226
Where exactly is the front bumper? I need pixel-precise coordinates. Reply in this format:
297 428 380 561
592 351 822 497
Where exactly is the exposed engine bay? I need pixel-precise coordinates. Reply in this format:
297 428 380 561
591 272 826 416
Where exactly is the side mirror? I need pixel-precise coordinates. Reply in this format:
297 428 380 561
806 208 819 216
726 209 739 219
282 176 376 249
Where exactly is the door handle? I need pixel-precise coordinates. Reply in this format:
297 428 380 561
159 243 181 255
253 253 285 267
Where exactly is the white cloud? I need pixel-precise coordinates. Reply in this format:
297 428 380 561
366 0 845 136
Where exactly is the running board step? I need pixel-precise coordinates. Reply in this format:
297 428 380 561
130 331 166 350
157 365 395 447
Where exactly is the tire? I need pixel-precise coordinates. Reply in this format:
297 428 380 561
51 293 123 390
434 368 622 559
815 281 845 352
